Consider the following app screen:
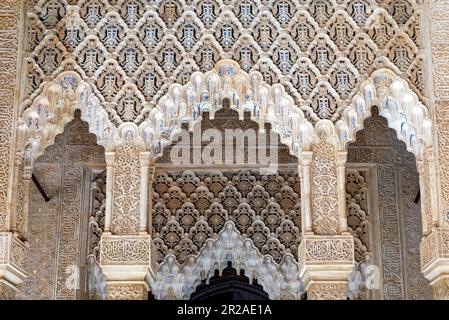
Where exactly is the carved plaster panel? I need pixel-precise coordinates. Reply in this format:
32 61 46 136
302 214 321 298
23 0 425 126
152 169 301 266
100 235 151 265
150 221 304 300
16 115 104 300
347 110 431 300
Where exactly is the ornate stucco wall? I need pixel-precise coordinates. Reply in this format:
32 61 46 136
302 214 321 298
16 113 104 299
347 108 431 300
2 0 449 300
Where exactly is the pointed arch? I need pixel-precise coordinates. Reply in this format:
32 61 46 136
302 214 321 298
17 72 115 162
336 68 433 159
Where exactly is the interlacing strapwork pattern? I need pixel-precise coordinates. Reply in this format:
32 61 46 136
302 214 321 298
88 171 106 260
310 141 339 234
152 170 302 265
24 0 425 124
346 169 369 263
347 111 431 299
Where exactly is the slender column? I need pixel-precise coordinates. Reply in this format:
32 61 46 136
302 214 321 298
21 166 32 240
298 140 354 300
10 152 31 240
336 152 349 234
416 149 439 236
427 152 440 228
10 153 23 235
299 151 313 234
0 153 29 296
147 160 156 233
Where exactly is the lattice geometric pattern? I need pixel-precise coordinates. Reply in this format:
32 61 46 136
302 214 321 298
24 0 425 125
152 169 302 265
345 169 369 263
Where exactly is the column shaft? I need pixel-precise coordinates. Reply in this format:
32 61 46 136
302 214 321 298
300 152 313 234
104 152 115 233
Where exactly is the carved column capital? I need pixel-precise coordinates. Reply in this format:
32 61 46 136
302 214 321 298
105 152 115 166
300 151 313 166
420 227 449 299
0 232 28 291
22 167 32 180
432 277 449 300
148 161 156 180
307 282 348 300
99 234 152 300
140 151 151 166
107 283 149 300
100 234 152 268
336 151 348 166
14 152 24 167
298 234 355 300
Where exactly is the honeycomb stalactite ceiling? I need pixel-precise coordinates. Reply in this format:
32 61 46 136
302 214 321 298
151 169 302 266
20 0 432 162
25 0 424 121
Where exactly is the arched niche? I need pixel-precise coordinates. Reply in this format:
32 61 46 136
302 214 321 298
149 96 304 300
337 69 433 160
149 221 304 300
17 110 106 300
346 106 432 300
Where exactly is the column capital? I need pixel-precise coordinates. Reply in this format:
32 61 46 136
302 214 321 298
432 277 449 300
107 282 149 300
0 232 28 290
298 234 355 288
14 152 24 166
336 151 348 166
300 151 313 165
22 166 32 180
307 282 348 300
420 227 449 284
105 152 115 165
99 234 153 300
100 234 153 277
140 151 152 165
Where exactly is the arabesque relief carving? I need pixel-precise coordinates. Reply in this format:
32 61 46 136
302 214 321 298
2 0 449 301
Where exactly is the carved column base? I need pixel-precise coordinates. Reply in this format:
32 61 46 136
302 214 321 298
299 234 355 300
0 232 27 296
421 228 449 299
107 282 149 300
307 281 348 300
100 234 153 300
